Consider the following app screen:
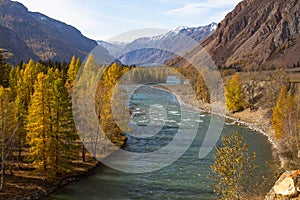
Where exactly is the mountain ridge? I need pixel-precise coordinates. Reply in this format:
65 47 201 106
0 0 100 64
203 0 300 69
98 23 217 66
170 0 300 70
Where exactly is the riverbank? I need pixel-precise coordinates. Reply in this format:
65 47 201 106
1 139 127 200
0 152 99 200
9 84 281 200
156 84 282 168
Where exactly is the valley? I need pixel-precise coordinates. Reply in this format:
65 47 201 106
0 0 299 199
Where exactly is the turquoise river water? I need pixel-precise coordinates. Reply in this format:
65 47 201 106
45 85 276 200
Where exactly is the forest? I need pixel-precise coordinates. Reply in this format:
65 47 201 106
0 53 299 199
0 54 176 191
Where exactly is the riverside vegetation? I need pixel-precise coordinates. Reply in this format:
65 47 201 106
0 54 173 199
0 52 299 199
0 55 126 199
174 65 300 199
177 65 300 168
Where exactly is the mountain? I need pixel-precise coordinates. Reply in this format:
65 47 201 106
97 40 126 58
0 0 99 64
0 24 38 62
173 0 300 70
98 23 217 66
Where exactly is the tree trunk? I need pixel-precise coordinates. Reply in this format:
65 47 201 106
1 131 4 190
0 99 5 190
82 143 86 162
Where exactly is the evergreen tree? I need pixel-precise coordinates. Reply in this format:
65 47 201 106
0 54 11 88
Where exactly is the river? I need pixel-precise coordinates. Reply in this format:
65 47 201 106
45 84 276 200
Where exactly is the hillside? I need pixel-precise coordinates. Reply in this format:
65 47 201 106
170 0 300 70
0 0 98 64
0 24 38 62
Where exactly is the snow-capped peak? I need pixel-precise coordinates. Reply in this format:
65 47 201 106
210 22 218 31
150 23 217 41
174 25 189 33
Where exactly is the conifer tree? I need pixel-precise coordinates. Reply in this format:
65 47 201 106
15 60 41 166
73 55 100 161
67 56 77 84
27 70 78 178
66 56 82 95
75 57 81 75
49 69 78 174
0 86 18 190
9 67 17 99
0 54 11 88
98 64 121 145
26 73 52 176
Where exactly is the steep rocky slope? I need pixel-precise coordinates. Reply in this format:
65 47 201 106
0 0 98 63
0 24 38 63
171 0 300 69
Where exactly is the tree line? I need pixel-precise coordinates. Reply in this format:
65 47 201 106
0 55 137 188
0 56 83 184
175 65 299 198
224 71 300 167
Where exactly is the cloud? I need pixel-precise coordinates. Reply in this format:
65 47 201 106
16 0 110 39
16 0 242 40
165 0 241 16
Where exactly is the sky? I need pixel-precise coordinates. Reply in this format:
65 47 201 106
16 0 242 42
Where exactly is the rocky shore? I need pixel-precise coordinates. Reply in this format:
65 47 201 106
155 85 299 199
156 85 277 149
265 170 300 200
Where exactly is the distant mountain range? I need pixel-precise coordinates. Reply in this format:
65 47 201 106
3 0 296 70
170 0 300 69
98 23 217 66
0 0 100 64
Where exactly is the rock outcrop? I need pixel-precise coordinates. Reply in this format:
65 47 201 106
266 170 300 200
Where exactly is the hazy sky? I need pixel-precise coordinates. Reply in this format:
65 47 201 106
16 0 242 42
